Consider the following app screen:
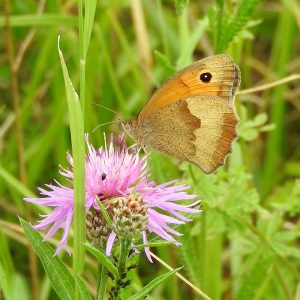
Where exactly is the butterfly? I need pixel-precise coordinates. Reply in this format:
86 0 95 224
122 54 240 174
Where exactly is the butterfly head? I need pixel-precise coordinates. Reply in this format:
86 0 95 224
122 120 151 152
122 119 143 145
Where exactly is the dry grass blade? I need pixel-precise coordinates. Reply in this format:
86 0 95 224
150 251 211 300
238 74 300 95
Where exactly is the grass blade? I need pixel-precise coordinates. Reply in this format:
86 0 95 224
58 37 86 274
19 218 75 300
83 0 97 58
0 14 77 27
128 267 182 300
0 233 14 300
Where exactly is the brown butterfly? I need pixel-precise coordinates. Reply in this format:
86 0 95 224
122 54 240 174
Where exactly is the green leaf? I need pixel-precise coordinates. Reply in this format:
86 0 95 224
215 0 261 52
128 267 182 300
73 274 92 300
240 128 258 141
260 123 276 132
154 50 176 77
84 243 119 278
252 113 268 126
236 255 274 300
271 179 300 214
186 157 260 236
19 218 75 300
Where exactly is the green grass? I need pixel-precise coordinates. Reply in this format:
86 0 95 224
1 0 300 299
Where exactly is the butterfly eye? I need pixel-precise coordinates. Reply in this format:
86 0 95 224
199 72 212 83
101 173 107 181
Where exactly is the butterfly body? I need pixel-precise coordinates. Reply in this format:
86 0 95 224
123 54 240 174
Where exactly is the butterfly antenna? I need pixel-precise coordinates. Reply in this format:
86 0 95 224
93 103 119 115
92 120 122 133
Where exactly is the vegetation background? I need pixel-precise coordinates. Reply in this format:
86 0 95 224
1 0 300 299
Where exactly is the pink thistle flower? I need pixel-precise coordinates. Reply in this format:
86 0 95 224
24 134 200 260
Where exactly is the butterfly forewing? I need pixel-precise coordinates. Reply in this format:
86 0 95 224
138 54 239 121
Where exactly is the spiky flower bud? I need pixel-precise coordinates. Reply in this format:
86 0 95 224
87 194 148 249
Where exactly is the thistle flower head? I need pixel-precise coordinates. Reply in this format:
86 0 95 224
25 134 200 260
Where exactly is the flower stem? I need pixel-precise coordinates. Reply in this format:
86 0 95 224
118 239 131 274
109 238 131 299
96 264 108 300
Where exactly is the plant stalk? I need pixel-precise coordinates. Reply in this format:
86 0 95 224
96 264 108 300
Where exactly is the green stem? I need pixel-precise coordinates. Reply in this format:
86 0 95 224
156 0 170 58
199 209 207 289
108 239 131 300
96 264 108 300
80 59 86 119
261 3 296 196
118 239 131 274
78 0 85 117
204 234 222 300
253 265 273 300
274 262 294 300
78 0 84 57
214 0 224 53
178 6 189 57
230 238 242 296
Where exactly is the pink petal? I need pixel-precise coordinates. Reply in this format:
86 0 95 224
106 231 116 256
142 231 152 263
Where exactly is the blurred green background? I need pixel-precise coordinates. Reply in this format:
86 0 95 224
1 0 300 299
